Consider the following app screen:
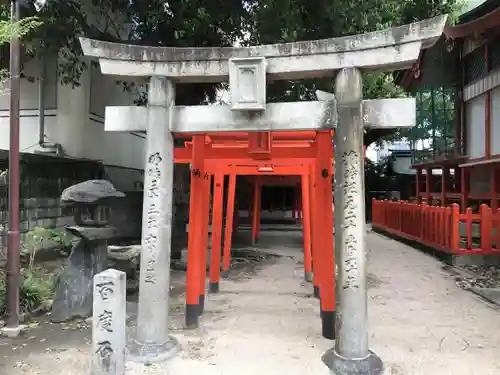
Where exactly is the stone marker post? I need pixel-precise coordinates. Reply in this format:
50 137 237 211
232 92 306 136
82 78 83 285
322 68 383 374
92 269 126 375
129 76 179 362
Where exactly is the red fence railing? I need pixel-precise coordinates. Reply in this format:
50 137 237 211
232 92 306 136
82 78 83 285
372 199 500 255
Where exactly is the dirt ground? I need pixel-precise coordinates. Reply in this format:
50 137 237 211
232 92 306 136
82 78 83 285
1 230 500 375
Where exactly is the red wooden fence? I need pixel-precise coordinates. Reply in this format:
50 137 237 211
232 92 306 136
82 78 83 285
372 199 500 255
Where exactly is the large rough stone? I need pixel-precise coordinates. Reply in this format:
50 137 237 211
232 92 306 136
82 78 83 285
60 180 125 205
51 239 108 322
51 226 120 323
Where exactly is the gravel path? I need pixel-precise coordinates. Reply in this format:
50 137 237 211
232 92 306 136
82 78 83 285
369 233 500 374
1 231 500 374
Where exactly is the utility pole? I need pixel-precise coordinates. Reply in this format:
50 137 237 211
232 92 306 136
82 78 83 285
6 0 49 331
6 0 22 329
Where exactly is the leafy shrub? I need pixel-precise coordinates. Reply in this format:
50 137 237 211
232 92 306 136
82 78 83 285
0 267 58 315
21 227 75 267
0 226 71 316
19 268 55 313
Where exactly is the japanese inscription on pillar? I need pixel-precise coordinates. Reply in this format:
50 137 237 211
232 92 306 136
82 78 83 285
92 269 126 375
341 150 360 290
143 152 163 284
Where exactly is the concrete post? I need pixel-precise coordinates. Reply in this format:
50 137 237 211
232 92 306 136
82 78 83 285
128 76 179 362
322 67 383 374
91 269 126 375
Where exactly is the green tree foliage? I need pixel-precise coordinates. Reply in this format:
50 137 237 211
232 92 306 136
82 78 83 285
0 0 464 142
0 0 249 103
247 0 464 145
0 10 41 87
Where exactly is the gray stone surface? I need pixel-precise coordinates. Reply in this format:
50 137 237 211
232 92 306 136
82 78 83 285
103 97 414 134
60 180 125 204
108 244 140 279
333 67 371 359
51 227 120 323
470 287 500 305
79 15 447 81
91 269 126 375
322 349 383 375
131 76 179 363
51 239 108 322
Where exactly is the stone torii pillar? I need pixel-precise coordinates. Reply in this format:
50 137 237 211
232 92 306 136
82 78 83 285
317 71 417 371
127 76 179 362
79 14 447 366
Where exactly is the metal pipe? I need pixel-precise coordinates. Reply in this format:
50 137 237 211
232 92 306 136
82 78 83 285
6 0 21 328
36 55 59 153
38 55 46 146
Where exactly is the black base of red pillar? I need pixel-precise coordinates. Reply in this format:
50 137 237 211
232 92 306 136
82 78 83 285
313 286 320 299
198 294 205 315
209 281 220 293
321 309 335 340
185 303 199 329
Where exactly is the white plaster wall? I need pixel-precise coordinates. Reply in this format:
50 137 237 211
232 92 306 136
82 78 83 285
0 58 58 111
85 63 146 170
54 57 90 158
0 56 145 176
0 110 58 152
491 86 500 155
89 63 145 116
0 58 58 152
104 165 143 192
465 94 486 159
84 117 145 170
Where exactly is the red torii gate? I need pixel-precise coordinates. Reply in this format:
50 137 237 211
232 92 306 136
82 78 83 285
173 130 337 339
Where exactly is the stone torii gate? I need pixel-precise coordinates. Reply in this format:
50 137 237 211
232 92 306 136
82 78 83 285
79 14 446 374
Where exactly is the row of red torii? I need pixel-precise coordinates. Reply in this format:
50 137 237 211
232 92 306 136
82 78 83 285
80 15 447 375
176 130 339 339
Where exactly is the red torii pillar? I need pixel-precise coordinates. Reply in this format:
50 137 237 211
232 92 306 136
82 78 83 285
208 172 224 293
314 131 336 340
301 172 313 282
185 135 211 328
222 173 237 278
251 178 262 245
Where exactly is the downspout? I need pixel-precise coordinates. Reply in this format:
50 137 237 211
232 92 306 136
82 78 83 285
37 55 60 154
